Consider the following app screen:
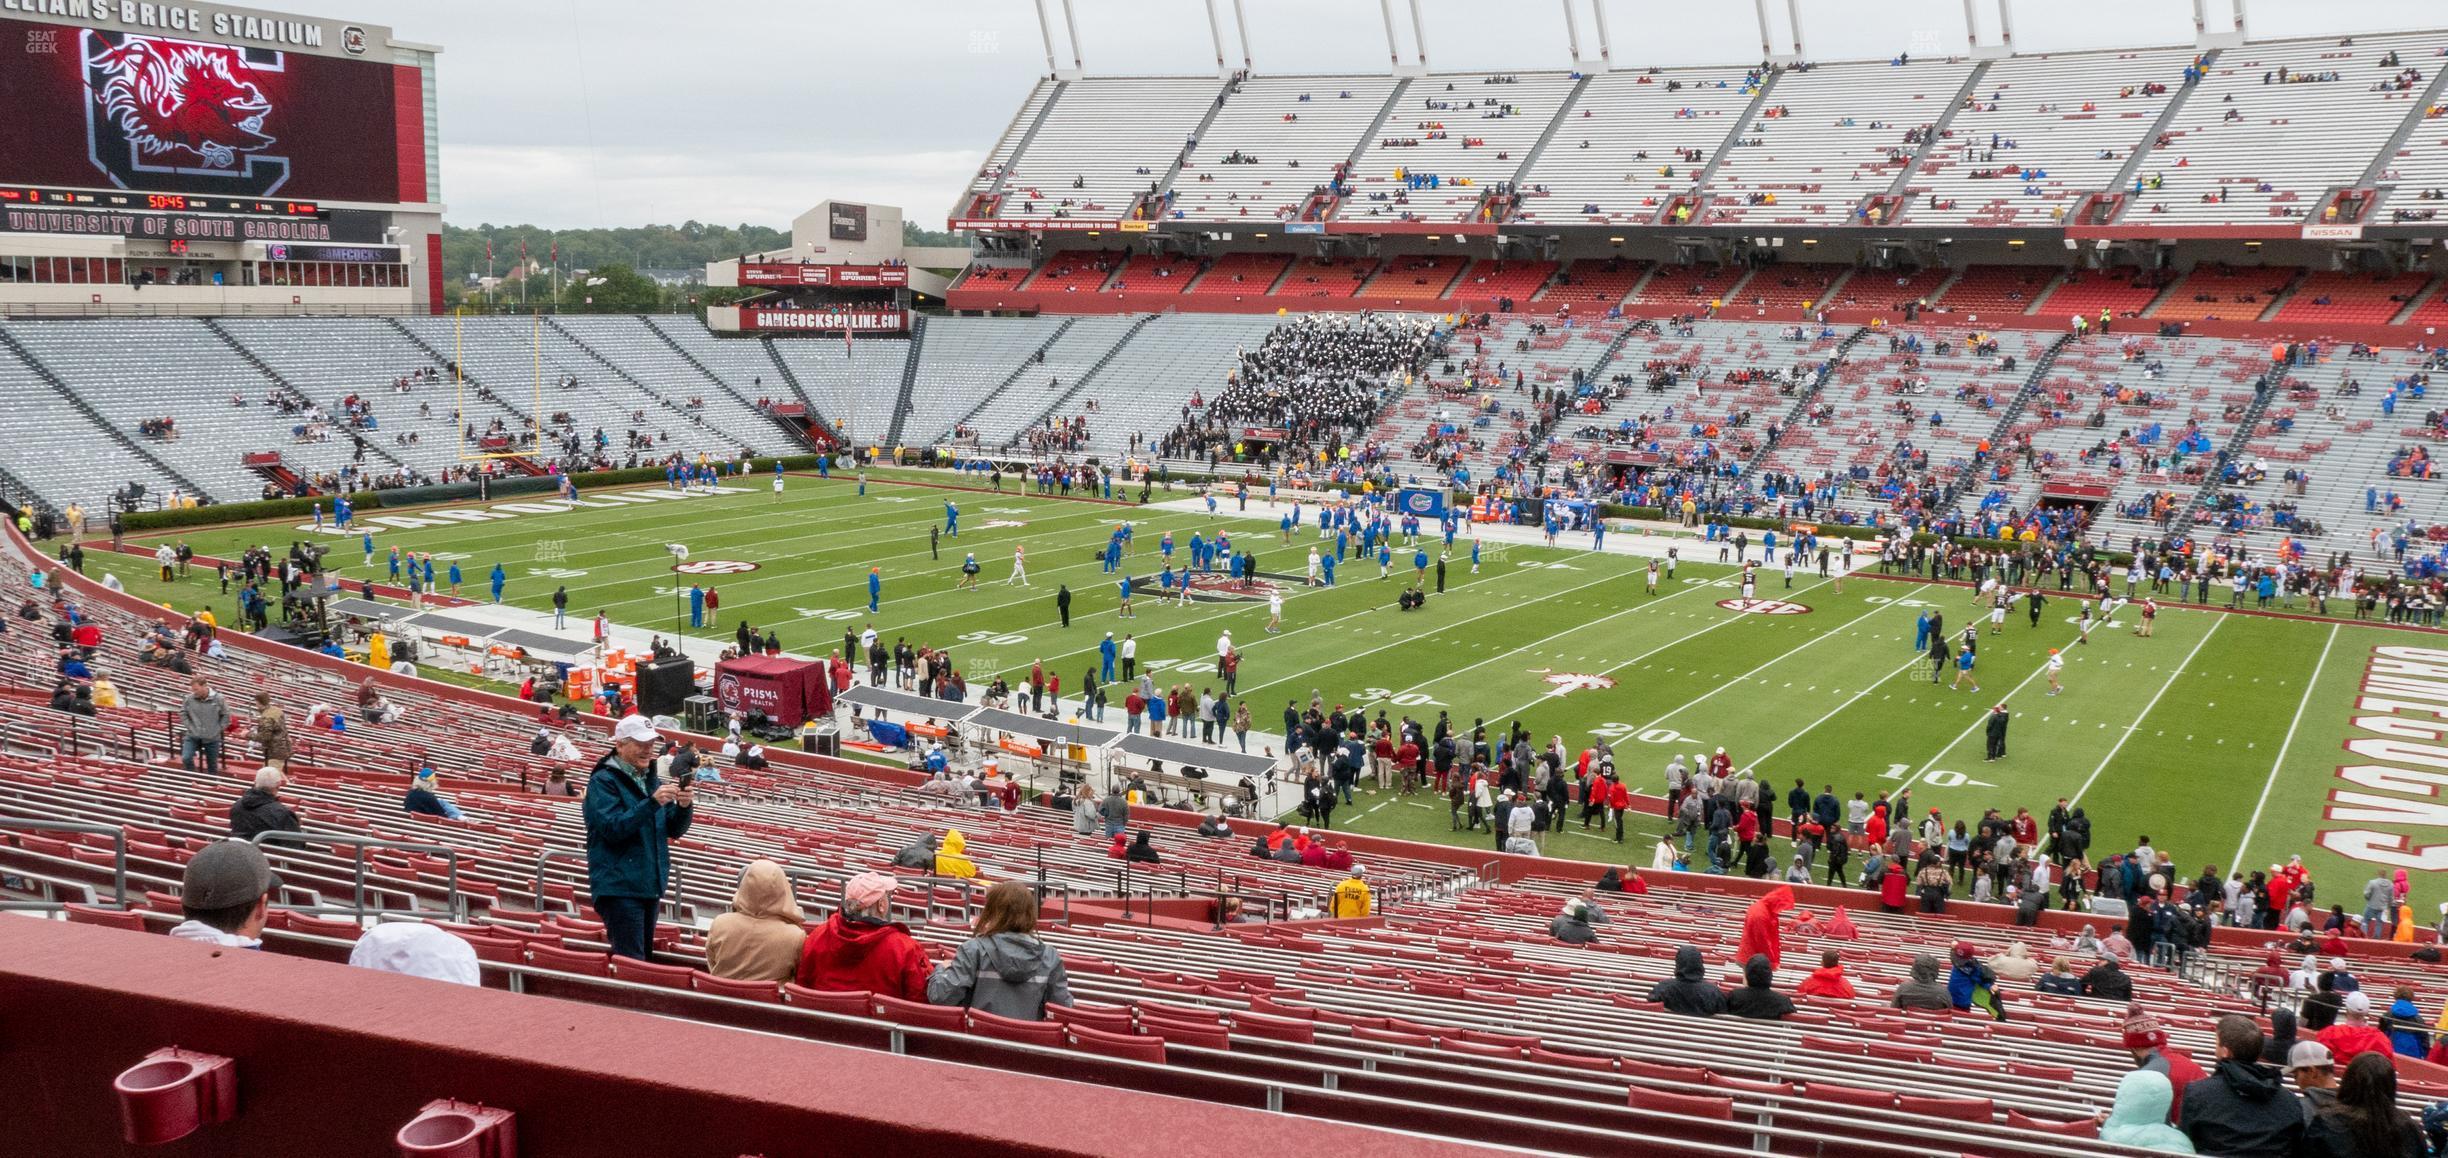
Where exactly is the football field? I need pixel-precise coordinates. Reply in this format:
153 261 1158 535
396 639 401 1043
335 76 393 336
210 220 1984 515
105 469 2446 889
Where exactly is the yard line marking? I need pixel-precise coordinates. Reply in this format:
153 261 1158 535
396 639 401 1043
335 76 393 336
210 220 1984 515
1475 576 1840 724
1375 569 1736 702
1234 567 1648 702
2070 615 2224 808
1749 649 1938 772
1634 584 1934 738
2231 622 2339 869
1881 609 2156 793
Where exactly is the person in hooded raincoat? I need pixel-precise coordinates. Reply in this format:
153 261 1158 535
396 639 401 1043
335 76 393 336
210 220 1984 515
705 859 808 982
1738 885 1794 970
2097 1070 2196 1153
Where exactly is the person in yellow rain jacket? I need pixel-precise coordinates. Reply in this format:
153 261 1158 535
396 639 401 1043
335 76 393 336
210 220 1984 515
367 631 390 670
1330 866 1372 918
933 829 980 879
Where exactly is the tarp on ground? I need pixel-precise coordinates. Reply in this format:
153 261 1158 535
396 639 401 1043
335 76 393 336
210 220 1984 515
713 654 832 728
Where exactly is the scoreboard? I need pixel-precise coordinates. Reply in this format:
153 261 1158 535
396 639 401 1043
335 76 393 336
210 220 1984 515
0 186 323 218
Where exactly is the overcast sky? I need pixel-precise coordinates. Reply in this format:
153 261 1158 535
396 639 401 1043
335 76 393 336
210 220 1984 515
281 0 2438 231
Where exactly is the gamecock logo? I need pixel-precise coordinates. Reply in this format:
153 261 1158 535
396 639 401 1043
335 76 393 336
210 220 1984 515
673 560 760 575
1542 672 1617 696
84 31 291 194
1718 598 1812 616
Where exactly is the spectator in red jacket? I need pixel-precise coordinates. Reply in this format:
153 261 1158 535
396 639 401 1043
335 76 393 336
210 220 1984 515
1796 949 1857 999
1739 884 1794 970
2316 992 2396 1065
794 871 931 1001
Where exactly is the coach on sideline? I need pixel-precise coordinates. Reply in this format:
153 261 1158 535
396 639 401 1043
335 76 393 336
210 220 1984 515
585 714 694 960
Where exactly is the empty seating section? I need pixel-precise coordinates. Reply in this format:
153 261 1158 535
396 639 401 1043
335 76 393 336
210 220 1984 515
956 265 1028 293
1995 334 2261 541
1515 67 1761 226
1184 253 1293 299
1910 48 2195 226
1535 259 1649 313
1703 59 1978 226
4 318 353 500
1026 250 1122 294
2373 113 2448 224
644 317 808 416
2404 286 2448 328
0 338 182 511
987 77 1221 223
1056 314 1277 456
769 337 913 442
960 316 1144 446
2032 269 2164 321
1831 267 1951 314
1627 264 1749 311
2122 33 2435 225
1931 265 2054 319
1337 72 1579 224
395 317 751 460
1357 255 1467 301
2266 271 2433 324
1447 260 1555 308
1725 263 1846 313
902 317 1068 445
1171 76 1399 223
550 316 795 447
966 78 1058 199
214 317 538 481
2147 264 2297 322
1277 256 1372 299
1107 252 1202 295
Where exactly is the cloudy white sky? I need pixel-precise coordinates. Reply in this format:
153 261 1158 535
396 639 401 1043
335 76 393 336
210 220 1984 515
280 0 2437 230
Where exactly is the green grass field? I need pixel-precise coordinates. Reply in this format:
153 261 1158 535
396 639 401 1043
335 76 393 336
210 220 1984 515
86 468 2445 890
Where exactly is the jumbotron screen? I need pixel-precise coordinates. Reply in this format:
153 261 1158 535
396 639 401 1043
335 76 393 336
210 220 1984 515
0 16 405 203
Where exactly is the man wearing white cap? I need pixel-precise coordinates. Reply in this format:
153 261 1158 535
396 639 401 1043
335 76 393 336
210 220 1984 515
349 922 480 987
584 714 694 961
2315 991 2392 1063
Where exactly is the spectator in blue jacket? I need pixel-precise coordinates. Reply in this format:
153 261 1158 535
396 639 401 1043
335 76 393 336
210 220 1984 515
585 715 694 959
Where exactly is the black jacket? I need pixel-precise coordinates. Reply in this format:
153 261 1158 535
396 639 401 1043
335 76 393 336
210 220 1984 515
1726 954 1795 1020
1549 912 1597 944
2082 960 2134 1000
1644 945 1727 1016
2178 1059 2303 1158
227 789 300 840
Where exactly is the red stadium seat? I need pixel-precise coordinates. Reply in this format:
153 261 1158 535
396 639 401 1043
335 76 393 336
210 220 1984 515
1628 1088 1733 1120
524 945 613 976
968 1010 1066 1046
609 958 696 989
1807 1083 1899 1109
780 984 871 1015
1704 1072 1796 1097
689 971 781 1002
1619 1059 1707 1085
1136 1015 1229 1051
2004 1110 2099 1138
1524 1046 1618 1072
1068 1024 1166 1065
459 935 524 966
65 903 148 932
871 994 964 1030
1227 1011 1315 1044
1047 1003 1134 1035
1897 1095 1994 1123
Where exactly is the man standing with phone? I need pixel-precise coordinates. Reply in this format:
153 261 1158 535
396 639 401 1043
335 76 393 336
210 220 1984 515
585 715 694 960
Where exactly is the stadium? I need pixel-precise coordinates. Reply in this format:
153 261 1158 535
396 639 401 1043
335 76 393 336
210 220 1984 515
6 0 2448 1153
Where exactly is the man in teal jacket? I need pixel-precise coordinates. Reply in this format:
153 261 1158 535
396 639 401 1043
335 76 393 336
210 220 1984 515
585 714 694 959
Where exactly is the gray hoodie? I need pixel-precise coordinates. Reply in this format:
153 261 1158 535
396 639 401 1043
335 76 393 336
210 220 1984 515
1892 953 1952 1010
180 690 230 744
927 931 1074 1020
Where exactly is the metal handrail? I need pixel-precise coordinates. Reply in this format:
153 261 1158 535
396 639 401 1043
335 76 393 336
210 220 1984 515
0 818 127 909
533 848 685 922
781 867 983 929
253 830 462 921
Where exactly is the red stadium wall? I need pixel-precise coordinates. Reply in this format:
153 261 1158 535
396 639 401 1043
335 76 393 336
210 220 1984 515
0 917 1506 1157
394 63 427 204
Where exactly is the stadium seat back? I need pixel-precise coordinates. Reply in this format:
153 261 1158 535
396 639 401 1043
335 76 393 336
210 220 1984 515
1068 1024 1166 1065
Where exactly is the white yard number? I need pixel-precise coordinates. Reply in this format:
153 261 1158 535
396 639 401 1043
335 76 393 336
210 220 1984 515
792 606 861 621
1590 723 1697 745
1353 687 1442 707
1879 763 1968 787
958 631 1029 646
1863 596 1934 608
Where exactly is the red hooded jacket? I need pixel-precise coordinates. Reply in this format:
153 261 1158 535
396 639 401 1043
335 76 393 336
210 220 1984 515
794 912 931 1001
1739 886 1795 971
1796 965 1856 999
